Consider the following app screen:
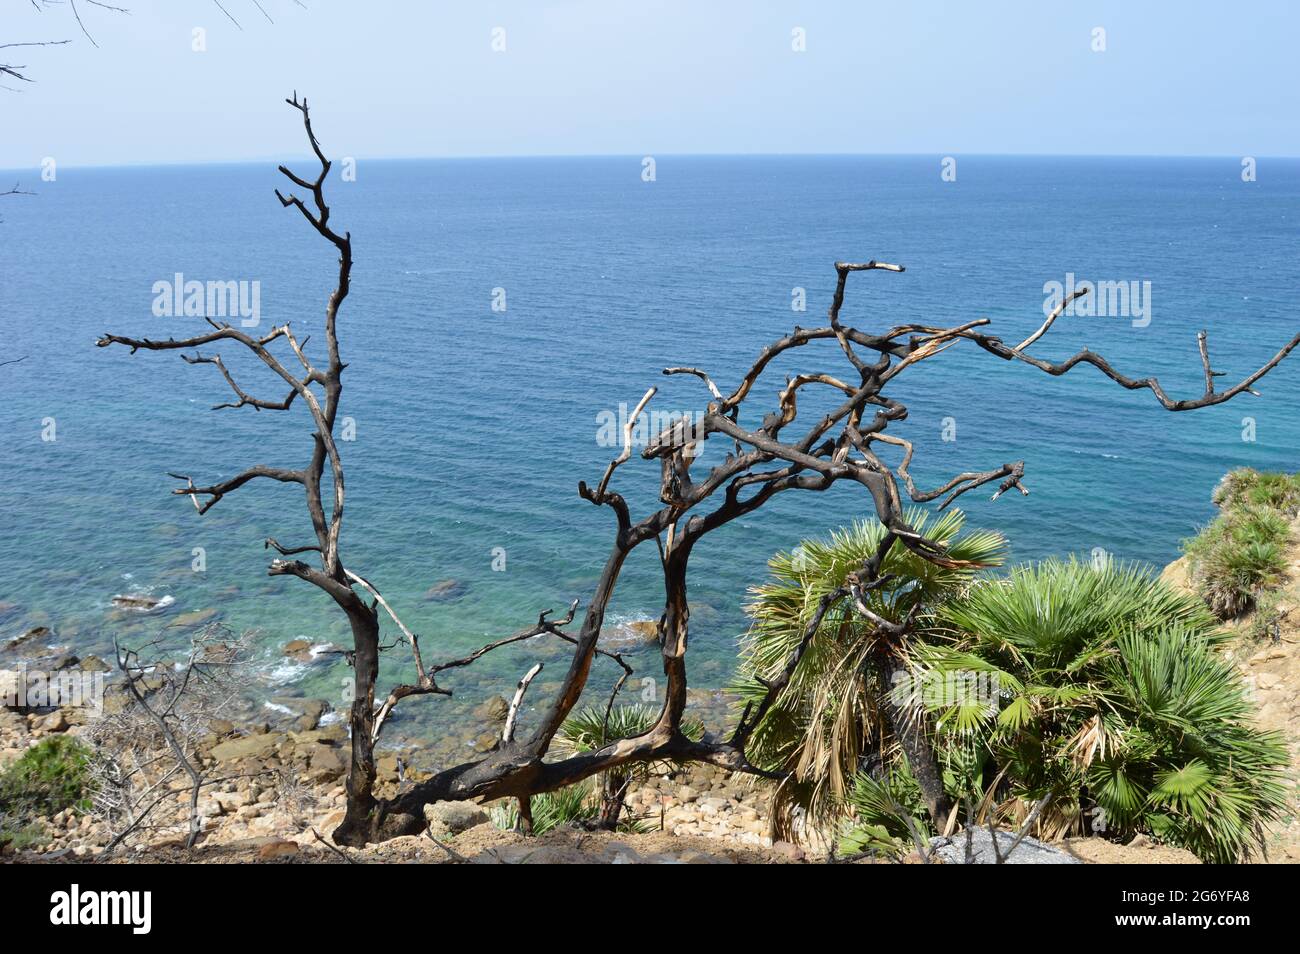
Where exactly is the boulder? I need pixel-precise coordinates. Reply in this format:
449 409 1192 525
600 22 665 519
210 732 283 763
79 655 111 673
424 579 467 602
473 696 510 724
289 723 346 747
423 801 489 838
111 595 163 612
627 620 659 642
173 608 220 628
377 754 402 782
211 790 252 814
271 696 328 731
305 744 346 783
928 829 1082 865
11 626 49 649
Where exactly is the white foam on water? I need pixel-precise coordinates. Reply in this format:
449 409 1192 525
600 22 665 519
264 659 308 686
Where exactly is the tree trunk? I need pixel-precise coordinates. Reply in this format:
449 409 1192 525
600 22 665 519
878 651 950 829
598 770 629 830
655 545 692 734
333 601 381 846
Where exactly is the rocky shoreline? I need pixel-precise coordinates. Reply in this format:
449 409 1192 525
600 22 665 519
0 689 801 863
2 681 1204 864
2 584 1250 865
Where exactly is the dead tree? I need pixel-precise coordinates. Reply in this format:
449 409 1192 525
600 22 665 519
98 94 396 841
90 626 251 851
100 97 1300 846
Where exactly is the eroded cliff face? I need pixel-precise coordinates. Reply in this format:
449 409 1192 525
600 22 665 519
1162 542 1300 864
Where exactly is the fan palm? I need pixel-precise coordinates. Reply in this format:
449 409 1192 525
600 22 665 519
733 509 1007 835
555 704 703 829
911 557 1289 862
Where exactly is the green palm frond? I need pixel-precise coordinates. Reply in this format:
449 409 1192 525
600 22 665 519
556 704 703 753
942 558 1288 862
734 510 1006 832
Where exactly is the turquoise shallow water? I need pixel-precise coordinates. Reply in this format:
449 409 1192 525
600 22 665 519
2 155 1299 751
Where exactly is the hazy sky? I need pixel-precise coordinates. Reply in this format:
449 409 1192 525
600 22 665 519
3 0 1297 168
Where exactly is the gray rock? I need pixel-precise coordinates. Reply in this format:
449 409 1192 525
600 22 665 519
929 829 1081 865
173 607 220 628
271 695 328 731
424 579 467 602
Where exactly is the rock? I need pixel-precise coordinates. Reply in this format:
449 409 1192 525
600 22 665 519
47 654 79 671
296 699 328 731
473 696 510 724
1158 557 1191 594
697 797 728 816
10 626 49 649
271 696 328 731
282 638 312 656
212 790 252 814
929 829 1082 865
256 840 300 861
423 801 489 838
472 844 593 865
600 618 662 649
377 754 401 782
470 731 499 754
209 718 236 737
210 732 283 763
173 608 220 628
688 601 721 622
111 595 163 612
79 655 111 673
39 710 68 733
305 744 346 783
424 579 466 602
289 724 347 747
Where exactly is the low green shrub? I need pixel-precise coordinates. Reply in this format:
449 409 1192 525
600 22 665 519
489 782 598 835
1185 473 1294 618
1212 468 1300 515
0 735 94 848
921 559 1288 863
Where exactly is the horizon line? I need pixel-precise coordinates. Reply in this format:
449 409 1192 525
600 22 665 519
1 149 1296 175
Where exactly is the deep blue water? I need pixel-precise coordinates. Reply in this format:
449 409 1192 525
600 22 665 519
3 155 1299 751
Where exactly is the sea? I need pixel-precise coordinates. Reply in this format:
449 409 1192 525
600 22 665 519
3 154 1299 753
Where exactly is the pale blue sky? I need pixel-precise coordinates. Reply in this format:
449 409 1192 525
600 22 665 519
3 0 1297 168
